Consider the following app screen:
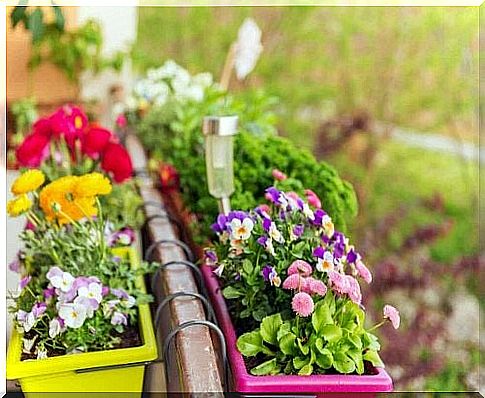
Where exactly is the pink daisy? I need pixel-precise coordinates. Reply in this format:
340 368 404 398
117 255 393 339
383 305 400 329
355 260 372 284
282 274 301 290
287 260 313 277
292 292 314 317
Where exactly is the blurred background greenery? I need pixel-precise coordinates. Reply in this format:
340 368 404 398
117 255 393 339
134 6 480 390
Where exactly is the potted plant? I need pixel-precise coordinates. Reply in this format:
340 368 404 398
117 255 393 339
202 177 400 395
14 103 143 232
6 170 157 395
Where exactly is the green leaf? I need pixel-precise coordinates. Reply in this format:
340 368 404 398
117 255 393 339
11 6 27 28
298 363 313 376
293 356 310 370
312 301 333 333
260 313 282 346
297 338 310 355
237 331 265 357
276 321 292 341
222 286 243 299
250 358 279 376
252 308 267 321
315 348 333 369
279 333 297 356
242 259 253 275
363 332 381 351
347 349 364 375
28 8 44 44
347 334 363 350
321 324 342 343
333 352 356 374
363 350 385 368
53 5 65 31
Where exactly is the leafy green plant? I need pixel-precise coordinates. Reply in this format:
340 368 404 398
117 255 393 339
11 6 125 84
137 89 356 237
206 185 398 375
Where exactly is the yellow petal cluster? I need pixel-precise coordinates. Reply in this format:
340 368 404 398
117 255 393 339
39 173 112 225
73 172 112 197
11 170 46 195
7 194 32 217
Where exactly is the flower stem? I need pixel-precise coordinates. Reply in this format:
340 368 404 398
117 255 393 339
368 320 386 332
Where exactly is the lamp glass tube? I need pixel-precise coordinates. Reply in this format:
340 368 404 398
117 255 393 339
205 134 235 199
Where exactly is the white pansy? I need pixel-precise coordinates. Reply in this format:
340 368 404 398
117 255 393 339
49 271 75 293
74 296 95 318
24 312 36 332
269 223 284 243
265 239 276 256
59 303 87 329
317 251 335 273
123 295 136 309
234 18 263 80
213 263 225 277
303 203 315 220
230 218 254 240
37 349 48 359
78 282 103 304
22 335 38 354
321 215 335 237
49 318 63 338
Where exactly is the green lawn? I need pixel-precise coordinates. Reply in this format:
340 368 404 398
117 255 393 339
328 139 478 264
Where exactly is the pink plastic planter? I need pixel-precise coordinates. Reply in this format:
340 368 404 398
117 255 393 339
201 264 393 396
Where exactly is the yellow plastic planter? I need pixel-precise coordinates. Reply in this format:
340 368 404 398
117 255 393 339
6 247 157 398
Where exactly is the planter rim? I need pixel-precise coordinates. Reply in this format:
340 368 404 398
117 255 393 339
6 247 157 380
201 264 394 393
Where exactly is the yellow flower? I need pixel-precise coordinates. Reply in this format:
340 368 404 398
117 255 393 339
11 170 46 195
7 194 32 217
74 172 112 197
39 174 108 225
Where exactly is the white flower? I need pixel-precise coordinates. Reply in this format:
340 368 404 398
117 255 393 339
234 18 263 80
22 335 37 354
24 311 36 332
49 318 64 338
123 295 136 309
213 263 225 277
59 303 87 329
230 217 254 240
265 239 276 256
78 282 103 304
322 215 335 237
47 267 75 293
303 203 315 220
269 223 284 243
74 296 95 318
37 349 48 359
317 251 335 273
193 72 213 88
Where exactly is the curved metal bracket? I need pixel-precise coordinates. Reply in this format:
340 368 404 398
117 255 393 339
133 167 150 178
151 260 204 295
163 320 228 391
145 239 195 263
154 292 216 329
136 201 167 216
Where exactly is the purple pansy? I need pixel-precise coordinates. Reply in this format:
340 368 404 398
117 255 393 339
293 224 304 238
312 209 327 225
265 187 282 204
261 265 274 282
204 250 218 264
257 235 268 247
346 249 358 263
211 213 228 234
262 217 272 232
312 246 325 259
111 311 128 326
43 287 55 299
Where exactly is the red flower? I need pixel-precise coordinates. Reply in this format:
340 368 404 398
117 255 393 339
158 163 180 193
116 114 127 128
50 105 88 148
101 143 133 183
81 127 113 159
16 132 50 167
32 117 53 137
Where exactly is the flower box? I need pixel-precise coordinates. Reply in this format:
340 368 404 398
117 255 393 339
6 247 157 397
201 264 393 396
